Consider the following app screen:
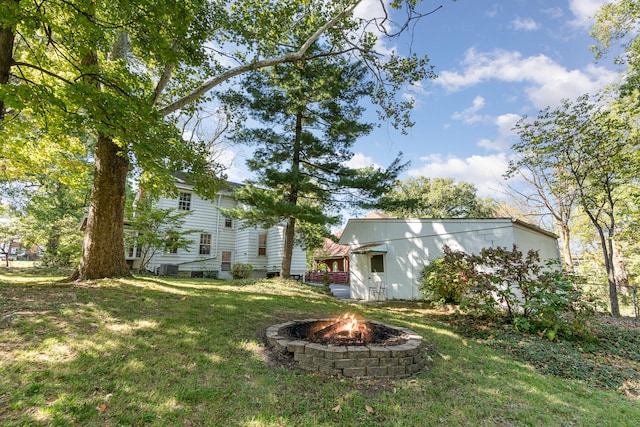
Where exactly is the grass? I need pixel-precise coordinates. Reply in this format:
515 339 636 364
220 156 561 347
1 268 639 426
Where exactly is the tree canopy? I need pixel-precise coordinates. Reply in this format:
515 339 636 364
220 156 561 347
379 177 497 218
221 42 420 277
511 93 639 316
0 0 440 279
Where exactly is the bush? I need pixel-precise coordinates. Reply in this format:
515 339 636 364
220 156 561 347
231 263 253 279
428 245 597 340
321 274 331 286
420 246 475 304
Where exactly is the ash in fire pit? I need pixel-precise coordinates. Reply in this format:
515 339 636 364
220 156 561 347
266 314 426 378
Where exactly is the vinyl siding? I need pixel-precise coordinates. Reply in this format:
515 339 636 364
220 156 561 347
145 183 306 278
340 218 559 300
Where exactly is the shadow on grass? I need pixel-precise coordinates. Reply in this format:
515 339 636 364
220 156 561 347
1 275 639 426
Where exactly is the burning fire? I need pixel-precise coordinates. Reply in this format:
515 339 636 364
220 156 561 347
312 313 372 345
338 313 367 338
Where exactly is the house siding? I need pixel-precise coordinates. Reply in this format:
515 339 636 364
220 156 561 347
142 183 306 279
339 218 560 301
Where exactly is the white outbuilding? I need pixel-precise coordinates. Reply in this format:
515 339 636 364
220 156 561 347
338 217 560 301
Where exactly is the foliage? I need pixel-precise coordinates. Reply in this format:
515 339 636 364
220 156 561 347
512 93 639 316
419 246 475 304
381 177 497 218
221 42 416 276
1 0 437 280
321 274 331 286
428 245 597 340
125 194 196 271
230 262 253 279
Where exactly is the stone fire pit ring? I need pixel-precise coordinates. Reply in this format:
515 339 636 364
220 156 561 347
266 319 426 378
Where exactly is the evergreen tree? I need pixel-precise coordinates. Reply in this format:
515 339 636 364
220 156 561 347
222 46 408 278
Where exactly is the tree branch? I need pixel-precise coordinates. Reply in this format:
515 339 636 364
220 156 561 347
158 0 362 116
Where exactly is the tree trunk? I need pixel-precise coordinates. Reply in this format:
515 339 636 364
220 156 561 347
612 240 629 296
0 0 19 120
556 222 574 271
280 111 303 279
71 134 130 280
594 223 620 316
280 215 296 279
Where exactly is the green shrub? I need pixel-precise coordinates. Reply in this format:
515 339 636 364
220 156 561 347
420 246 475 304
428 245 597 340
321 274 331 286
231 263 253 279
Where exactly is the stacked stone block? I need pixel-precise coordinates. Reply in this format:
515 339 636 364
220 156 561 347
266 320 426 379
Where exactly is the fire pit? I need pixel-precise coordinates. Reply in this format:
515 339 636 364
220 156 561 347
266 314 426 378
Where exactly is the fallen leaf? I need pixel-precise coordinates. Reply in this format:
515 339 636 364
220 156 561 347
244 374 251 380
365 405 374 414
332 404 341 413
96 403 107 412
181 296 189 300
461 339 468 346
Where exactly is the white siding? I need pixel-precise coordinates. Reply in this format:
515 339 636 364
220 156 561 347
265 226 306 276
339 218 560 301
145 182 306 279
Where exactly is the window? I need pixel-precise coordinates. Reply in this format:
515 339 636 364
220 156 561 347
221 251 231 271
165 236 178 254
224 217 232 228
199 233 211 255
178 192 191 210
370 254 384 272
258 234 267 256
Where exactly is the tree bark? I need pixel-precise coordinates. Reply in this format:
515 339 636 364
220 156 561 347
72 134 130 280
0 0 19 120
556 222 574 271
593 222 620 316
280 111 303 279
613 240 629 296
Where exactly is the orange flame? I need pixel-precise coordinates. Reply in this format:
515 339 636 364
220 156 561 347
338 313 367 338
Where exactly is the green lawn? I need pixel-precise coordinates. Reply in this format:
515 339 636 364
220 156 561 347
1 269 639 426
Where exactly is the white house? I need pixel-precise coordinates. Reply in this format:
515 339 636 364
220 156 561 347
338 217 561 301
128 179 306 279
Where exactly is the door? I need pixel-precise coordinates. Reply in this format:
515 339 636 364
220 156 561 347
369 253 386 299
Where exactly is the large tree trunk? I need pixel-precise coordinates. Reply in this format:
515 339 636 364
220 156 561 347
280 215 296 279
280 111 303 279
72 134 130 280
0 0 19 120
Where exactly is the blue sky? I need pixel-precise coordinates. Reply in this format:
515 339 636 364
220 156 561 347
223 0 622 199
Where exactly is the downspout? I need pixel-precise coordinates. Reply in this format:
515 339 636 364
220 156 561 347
214 194 221 259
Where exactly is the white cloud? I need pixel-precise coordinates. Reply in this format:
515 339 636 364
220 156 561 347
568 0 610 27
437 48 618 109
407 153 509 197
477 113 521 151
452 96 489 124
542 7 564 20
345 152 381 169
511 17 539 31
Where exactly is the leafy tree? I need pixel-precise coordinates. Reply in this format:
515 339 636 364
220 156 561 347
0 205 20 267
126 193 196 272
511 94 639 316
507 123 580 271
380 177 497 218
0 1 439 280
222 42 420 277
